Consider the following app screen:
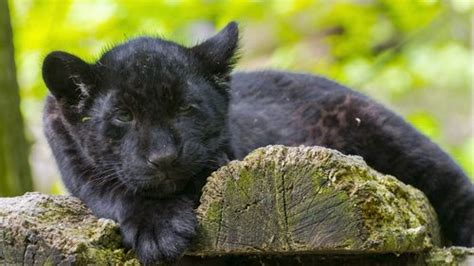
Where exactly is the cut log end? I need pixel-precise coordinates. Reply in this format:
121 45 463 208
193 145 441 255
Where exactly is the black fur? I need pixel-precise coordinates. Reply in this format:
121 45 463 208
42 22 473 263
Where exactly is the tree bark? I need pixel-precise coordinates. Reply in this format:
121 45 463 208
0 0 33 196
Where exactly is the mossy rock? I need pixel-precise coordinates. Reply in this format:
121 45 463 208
0 192 139 265
192 145 441 255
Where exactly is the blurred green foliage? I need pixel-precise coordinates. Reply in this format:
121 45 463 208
9 0 473 193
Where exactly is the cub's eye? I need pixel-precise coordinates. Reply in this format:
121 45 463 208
115 110 133 123
179 104 198 114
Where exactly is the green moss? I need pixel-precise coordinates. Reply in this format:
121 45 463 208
237 168 256 197
43 257 54 266
425 247 474 266
193 200 223 252
205 201 222 225
76 247 139 265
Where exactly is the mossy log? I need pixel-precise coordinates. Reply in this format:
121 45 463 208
0 146 472 265
193 146 441 255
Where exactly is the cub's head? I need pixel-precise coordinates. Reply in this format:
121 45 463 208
42 22 239 197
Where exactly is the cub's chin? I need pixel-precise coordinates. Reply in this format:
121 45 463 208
128 176 191 199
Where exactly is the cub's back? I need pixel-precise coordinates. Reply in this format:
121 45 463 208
229 70 376 159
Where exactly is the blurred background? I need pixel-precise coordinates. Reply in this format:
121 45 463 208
0 0 472 196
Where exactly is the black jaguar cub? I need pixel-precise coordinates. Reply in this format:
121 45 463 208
43 22 473 264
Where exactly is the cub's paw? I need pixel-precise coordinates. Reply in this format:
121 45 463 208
119 199 197 264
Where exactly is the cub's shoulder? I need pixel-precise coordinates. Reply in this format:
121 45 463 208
231 70 349 91
230 70 352 101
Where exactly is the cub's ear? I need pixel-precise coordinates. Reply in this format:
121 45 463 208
191 21 239 77
42 51 95 104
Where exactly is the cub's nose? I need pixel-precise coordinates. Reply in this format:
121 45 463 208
147 148 177 169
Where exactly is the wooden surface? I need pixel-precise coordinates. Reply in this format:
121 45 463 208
1 146 471 265
193 146 441 255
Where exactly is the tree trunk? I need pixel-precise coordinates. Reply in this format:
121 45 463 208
0 0 33 196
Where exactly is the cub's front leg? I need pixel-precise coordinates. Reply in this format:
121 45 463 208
118 196 197 264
